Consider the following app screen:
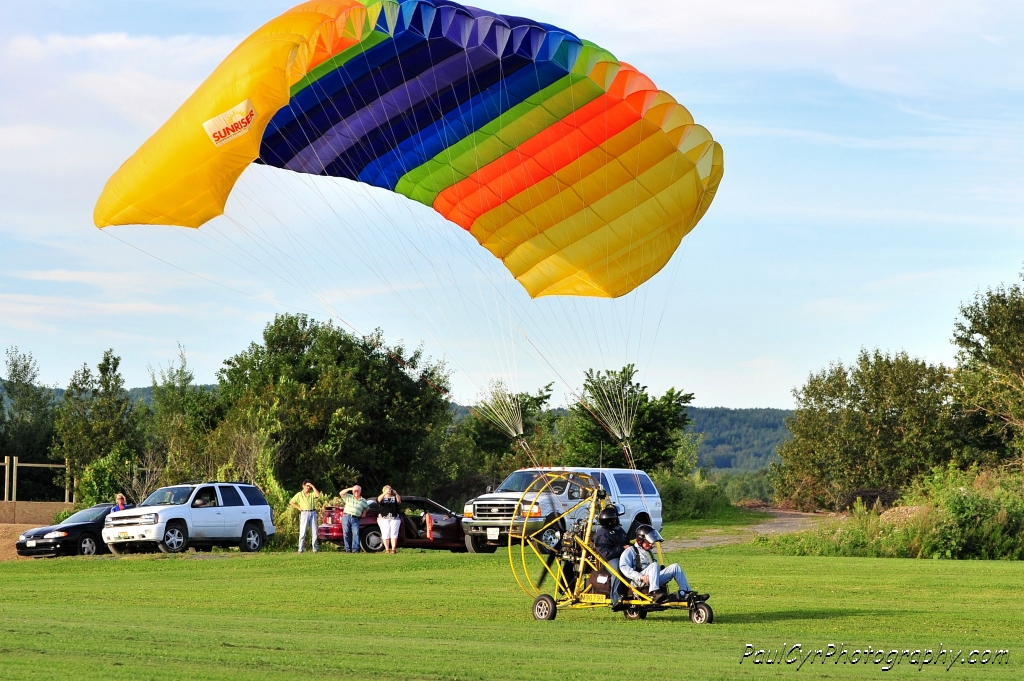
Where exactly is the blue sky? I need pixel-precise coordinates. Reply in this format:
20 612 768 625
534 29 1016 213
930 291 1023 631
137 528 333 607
1 0 1022 408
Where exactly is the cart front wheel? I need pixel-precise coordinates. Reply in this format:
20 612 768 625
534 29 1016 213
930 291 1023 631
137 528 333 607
690 602 713 624
532 594 557 621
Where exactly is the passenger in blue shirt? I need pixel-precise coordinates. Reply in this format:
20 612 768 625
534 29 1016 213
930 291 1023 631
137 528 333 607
619 524 694 603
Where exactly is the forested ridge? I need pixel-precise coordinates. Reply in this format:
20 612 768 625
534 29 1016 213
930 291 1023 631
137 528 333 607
688 407 792 471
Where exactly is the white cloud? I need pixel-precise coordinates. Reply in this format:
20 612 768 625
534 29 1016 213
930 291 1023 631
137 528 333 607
0 292 186 318
498 0 1024 95
72 70 197 127
0 125 65 150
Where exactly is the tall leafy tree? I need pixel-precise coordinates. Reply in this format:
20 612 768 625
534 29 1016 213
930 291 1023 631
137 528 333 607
953 272 1024 456
217 314 451 495
772 349 996 510
53 350 145 501
151 349 222 484
1 348 58 499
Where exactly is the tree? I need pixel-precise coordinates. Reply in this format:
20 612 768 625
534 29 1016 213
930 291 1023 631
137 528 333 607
561 365 693 470
53 350 146 503
150 348 221 484
1 348 58 500
953 272 1024 456
772 349 994 510
216 314 452 495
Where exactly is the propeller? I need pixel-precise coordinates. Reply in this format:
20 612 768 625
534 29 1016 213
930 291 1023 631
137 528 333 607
534 550 559 589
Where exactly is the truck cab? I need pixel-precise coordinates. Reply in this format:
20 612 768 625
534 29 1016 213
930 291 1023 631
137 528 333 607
462 467 663 553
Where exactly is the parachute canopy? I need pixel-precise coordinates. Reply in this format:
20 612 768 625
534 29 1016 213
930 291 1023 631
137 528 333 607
94 0 723 298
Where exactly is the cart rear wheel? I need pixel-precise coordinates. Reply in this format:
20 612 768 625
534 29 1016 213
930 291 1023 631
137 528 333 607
623 606 647 620
532 594 557 621
690 602 713 624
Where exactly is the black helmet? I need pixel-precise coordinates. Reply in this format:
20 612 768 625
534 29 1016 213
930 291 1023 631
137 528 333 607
597 506 621 529
634 524 663 546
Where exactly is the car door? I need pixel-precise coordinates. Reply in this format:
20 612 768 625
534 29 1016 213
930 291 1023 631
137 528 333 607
189 486 224 539
423 500 459 545
217 485 246 538
400 501 431 547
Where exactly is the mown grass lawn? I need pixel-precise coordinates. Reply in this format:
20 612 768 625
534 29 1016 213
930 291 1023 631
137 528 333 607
0 543 1021 680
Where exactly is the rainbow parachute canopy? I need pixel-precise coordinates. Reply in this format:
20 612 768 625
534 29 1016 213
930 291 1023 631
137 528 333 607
94 0 724 298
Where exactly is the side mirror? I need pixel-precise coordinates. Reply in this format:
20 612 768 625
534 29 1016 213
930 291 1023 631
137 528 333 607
485 485 493 493
615 503 625 514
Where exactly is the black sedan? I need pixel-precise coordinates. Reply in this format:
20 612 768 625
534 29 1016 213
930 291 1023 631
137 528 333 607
16 504 118 557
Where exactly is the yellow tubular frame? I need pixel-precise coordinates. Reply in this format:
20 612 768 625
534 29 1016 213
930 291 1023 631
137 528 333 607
507 471 690 614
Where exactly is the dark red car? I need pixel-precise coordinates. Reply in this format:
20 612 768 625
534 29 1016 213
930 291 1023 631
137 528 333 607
317 496 465 552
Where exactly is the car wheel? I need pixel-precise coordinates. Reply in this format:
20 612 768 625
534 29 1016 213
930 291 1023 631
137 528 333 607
77 534 99 556
465 534 498 554
537 517 564 550
158 522 189 554
361 527 384 553
532 594 557 621
240 523 265 553
107 543 125 556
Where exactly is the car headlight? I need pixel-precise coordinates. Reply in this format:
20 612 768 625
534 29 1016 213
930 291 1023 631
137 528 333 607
520 503 543 518
43 531 68 539
18 534 26 542
105 518 114 526
139 513 159 525
463 503 474 519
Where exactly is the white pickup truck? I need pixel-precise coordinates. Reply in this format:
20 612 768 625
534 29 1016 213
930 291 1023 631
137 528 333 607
461 467 663 553
102 482 276 554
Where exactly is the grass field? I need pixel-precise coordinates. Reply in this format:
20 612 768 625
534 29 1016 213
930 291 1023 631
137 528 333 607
1 538 1021 680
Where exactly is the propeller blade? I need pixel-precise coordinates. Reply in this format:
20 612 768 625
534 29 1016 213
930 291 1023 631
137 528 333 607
535 551 559 589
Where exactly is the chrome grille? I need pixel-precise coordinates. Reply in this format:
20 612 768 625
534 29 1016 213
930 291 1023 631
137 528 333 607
107 516 147 527
474 502 517 521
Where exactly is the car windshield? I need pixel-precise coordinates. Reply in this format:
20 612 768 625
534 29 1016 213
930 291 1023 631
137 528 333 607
61 507 108 524
140 486 195 507
496 471 567 494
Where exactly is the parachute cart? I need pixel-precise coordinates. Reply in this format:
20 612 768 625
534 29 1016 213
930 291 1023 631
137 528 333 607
508 472 713 623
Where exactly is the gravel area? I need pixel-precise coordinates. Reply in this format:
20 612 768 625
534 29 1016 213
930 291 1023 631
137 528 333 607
662 509 826 551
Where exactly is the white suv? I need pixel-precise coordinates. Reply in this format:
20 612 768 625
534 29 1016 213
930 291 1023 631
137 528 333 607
102 483 276 555
462 467 663 553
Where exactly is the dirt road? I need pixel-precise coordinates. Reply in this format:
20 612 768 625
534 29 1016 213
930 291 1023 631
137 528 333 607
0 524 35 562
662 508 825 551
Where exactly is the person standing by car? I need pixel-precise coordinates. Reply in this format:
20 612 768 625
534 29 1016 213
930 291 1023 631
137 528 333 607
289 480 323 553
376 485 402 554
112 493 129 511
337 485 370 553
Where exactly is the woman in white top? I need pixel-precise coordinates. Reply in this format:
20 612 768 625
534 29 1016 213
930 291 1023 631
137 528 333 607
376 486 402 554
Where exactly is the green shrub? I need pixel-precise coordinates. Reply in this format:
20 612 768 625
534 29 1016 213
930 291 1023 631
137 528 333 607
712 469 774 504
652 470 730 521
75 445 131 507
52 508 75 525
764 465 1024 560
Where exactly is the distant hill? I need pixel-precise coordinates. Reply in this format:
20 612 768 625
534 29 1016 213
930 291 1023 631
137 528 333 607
688 407 793 471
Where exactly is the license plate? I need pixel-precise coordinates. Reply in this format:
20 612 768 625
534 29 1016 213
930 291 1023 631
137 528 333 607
26 540 36 547
486 527 500 541
118 532 129 540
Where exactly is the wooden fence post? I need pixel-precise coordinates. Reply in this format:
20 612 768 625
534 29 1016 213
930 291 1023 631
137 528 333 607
11 456 17 503
2 456 8 502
